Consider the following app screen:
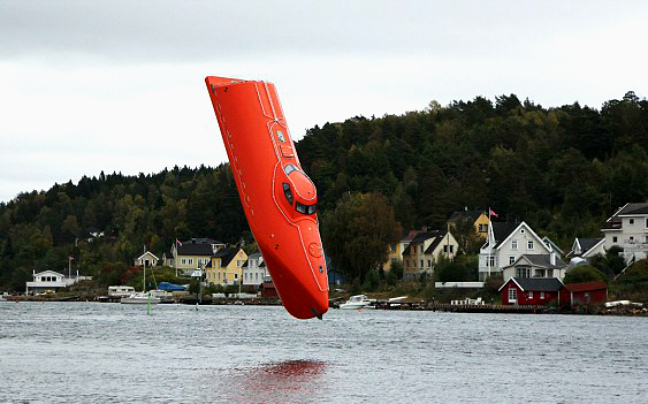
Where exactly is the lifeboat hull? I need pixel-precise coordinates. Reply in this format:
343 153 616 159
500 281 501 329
205 76 329 319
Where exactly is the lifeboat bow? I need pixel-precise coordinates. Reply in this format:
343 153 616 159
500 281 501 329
205 76 329 320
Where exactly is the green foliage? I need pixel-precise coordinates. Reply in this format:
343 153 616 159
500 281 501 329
616 259 648 284
564 265 608 284
435 255 479 282
3 92 648 291
321 192 402 283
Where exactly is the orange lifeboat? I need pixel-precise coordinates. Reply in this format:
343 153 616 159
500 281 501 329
205 76 329 319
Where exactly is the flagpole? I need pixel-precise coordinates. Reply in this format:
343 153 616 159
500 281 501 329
174 239 178 277
487 208 491 279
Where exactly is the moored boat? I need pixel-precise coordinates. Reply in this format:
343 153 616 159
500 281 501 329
339 295 375 310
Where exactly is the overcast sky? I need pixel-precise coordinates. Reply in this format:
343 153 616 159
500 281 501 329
1 1 647 203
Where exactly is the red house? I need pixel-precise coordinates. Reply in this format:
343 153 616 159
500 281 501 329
560 281 608 308
498 277 563 305
259 280 278 298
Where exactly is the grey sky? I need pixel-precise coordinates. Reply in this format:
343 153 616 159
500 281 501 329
1 1 647 202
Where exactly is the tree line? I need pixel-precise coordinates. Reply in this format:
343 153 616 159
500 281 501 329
1 91 647 290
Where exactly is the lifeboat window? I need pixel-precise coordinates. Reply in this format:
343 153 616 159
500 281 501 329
284 164 298 176
296 202 317 215
282 183 294 205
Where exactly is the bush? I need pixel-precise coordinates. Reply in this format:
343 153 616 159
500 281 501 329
564 265 608 284
616 259 648 283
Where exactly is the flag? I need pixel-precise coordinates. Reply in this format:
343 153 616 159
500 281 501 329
176 239 183 246
69 256 74 261
489 208 498 218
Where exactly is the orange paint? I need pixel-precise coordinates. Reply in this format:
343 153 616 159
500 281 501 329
205 76 329 319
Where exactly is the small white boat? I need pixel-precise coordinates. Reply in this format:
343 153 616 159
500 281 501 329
120 292 161 305
339 295 375 310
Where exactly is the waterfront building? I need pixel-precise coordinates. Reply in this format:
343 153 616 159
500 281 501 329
601 202 648 264
242 250 269 287
384 230 420 273
402 230 458 281
498 277 563 306
447 209 489 239
502 254 567 281
560 281 608 309
479 221 550 282
565 237 605 261
165 238 227 275
205 246 248 286
25 270 92 295
135 251 159 267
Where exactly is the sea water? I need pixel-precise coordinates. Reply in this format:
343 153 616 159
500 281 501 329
1 302 647 404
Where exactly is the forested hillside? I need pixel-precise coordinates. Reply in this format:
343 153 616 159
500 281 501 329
1 91 647 290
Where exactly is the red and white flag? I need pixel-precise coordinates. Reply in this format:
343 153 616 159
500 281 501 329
68 256 74 261
176 239 183 246
489 208 498 218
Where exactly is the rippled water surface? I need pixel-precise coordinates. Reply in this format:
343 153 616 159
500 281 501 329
1 302 647 403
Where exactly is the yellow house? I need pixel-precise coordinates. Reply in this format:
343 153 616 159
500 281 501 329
166 238 226 275
206 247 248 286
402 230 459 281
447 209 489 239
383 230 421 272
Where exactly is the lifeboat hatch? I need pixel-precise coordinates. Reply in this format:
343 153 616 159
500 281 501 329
281 145 294 158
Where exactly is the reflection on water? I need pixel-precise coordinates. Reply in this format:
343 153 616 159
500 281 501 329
2 303 648 404
225 360 327 404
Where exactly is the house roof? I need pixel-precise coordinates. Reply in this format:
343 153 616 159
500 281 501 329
177 243 214 256
566 238 604 258
483 222 521 249
423 231 449 254
564 281 608 293
403 231 443 255
136 251 160 261
183 237 226 246
499 277 563 292
604 202 648 229
214 247 240 267
521 254 567 269
541 236 564 256
616 202 648 216
242 250 262 268
34 270 65 277
448 210 485 222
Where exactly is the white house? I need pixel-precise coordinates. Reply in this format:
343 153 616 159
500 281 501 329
135 251 160 267
479 221 550 281
242 250 270 287
25 270 92 295
565 238 605 261
601 202 648 264
502 254 567 281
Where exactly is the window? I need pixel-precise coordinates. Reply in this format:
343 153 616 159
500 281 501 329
646 218 648 228
508 288 517 303
629 219 635 225
613 236 618 243
255 273 259 280
188 258 194 265
282 183 294 205
428 260 431 267
488 256 495 267
284 164 298 176
520 229 525 234
478 223 488 233
198 258 203 266
528 240 534 250
512 240 518 250
450 245 454 253
516 267 531 278
540 292 545 299
296 201 317 215
405 259 409 268
420 259 424 268
509 256 515 265
181 258 187 265
528 291 533 299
